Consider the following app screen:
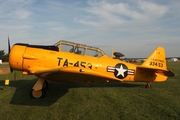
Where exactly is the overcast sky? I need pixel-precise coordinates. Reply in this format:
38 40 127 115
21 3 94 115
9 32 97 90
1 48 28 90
0 0 180 58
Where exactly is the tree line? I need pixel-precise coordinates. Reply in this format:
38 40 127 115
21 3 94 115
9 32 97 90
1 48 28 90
0 50 8 62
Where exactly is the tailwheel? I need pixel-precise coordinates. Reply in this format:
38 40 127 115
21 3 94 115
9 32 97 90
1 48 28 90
29 88 45 99
145 83 152 89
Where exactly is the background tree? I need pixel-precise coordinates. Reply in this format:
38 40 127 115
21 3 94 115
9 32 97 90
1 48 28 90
0 50 8 62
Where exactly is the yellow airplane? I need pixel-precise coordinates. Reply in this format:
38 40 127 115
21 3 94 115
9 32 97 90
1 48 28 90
8 40 174 99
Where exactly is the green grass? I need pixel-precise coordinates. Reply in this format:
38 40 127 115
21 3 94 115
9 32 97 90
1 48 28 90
0 63 180 120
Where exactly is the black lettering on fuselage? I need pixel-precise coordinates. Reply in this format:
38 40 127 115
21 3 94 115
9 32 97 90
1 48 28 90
57 57 93 69
74 61 79 67
57 57 63 66
81 62 86 68
87 63 92 69
63 59 68 67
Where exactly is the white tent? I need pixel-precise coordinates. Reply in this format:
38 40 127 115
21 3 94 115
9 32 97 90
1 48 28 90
170 58 178 62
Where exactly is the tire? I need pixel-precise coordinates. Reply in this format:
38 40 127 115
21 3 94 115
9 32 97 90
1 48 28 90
29 88 45 99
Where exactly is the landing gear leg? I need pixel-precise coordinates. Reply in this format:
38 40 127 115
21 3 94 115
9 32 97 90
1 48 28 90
30 78 47 99
145 83 152 89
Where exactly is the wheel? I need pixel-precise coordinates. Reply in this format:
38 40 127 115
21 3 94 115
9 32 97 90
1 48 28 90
145 83 152 89
43 80 48 89
29 88 45 99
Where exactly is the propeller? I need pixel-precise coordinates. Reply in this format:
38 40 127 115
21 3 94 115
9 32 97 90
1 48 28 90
8 36 11 54
8 36 13 72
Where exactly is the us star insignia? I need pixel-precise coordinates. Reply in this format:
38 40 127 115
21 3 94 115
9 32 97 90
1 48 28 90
107 63 135 79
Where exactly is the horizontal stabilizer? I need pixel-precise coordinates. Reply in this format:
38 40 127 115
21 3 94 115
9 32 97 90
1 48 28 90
137 66 174 77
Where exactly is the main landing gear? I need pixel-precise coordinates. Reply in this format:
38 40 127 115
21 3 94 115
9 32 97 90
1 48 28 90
29 78 48 99
145 83 152 89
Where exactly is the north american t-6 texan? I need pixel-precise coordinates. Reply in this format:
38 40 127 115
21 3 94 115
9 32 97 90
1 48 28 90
8 39 175 99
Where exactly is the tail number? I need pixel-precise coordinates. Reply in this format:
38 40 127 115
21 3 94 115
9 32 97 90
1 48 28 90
149 61 163 68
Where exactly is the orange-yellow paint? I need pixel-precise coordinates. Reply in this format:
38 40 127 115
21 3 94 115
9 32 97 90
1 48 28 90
9 40 174 85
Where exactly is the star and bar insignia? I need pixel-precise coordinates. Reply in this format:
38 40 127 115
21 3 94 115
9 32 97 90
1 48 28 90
107 63 135 79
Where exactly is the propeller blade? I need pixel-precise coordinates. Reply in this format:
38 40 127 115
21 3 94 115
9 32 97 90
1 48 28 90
8 36 13 73
8 36 11 54
10 66 13 73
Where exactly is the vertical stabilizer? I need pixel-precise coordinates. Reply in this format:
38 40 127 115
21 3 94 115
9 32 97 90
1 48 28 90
142 46 167 70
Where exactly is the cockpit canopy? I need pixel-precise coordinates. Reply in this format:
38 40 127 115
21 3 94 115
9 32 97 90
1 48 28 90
54 40 106 58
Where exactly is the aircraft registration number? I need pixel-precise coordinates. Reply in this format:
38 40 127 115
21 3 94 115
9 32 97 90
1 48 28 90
149 61 163 68
57 57 92 69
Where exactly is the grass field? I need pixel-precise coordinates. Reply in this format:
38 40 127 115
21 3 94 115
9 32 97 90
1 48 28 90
0 63 180 120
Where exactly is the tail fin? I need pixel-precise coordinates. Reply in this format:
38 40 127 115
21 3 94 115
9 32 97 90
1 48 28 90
142 46 167 70
139 46 174 77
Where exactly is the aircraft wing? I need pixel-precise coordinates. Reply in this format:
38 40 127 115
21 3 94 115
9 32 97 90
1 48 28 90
29 67 120 81
137 66 175 77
